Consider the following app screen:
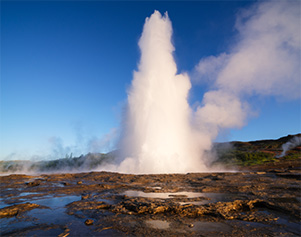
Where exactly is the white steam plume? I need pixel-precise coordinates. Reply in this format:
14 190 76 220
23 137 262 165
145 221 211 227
278 136 301 158
107 1 300 174
195 0 300 140
115 11 209 174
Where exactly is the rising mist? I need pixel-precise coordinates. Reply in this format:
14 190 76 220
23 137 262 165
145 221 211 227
116 11 209 173
112 1 300 174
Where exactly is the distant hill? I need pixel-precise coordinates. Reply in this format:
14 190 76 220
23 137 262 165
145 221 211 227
213 134 301 166
1 134 300 173
0 152 115 174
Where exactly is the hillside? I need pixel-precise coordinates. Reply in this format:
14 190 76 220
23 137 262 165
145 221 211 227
213 133 301 166
0 152 115 174
1 134 300 173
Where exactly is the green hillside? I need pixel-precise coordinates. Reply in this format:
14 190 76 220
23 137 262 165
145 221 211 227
213 134 301 166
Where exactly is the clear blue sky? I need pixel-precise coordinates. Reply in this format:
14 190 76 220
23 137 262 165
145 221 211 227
1 1 300 160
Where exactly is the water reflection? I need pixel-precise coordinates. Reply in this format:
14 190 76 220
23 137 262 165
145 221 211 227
33 195 80 208
123 190 236 204
191 222 232 233
145 220 170 229
124 190 208 199
19 192 41 197
0 195 81 235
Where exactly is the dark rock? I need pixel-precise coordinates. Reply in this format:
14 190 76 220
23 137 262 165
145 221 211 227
85 219 94 225
26 181 40 187
81 194 90 200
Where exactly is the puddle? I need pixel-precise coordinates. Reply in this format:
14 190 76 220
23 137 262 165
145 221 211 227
3 188 13 191
24 228 63 237
0 195 82 235
33 195 80 209
0 195 53 209
124 191 208 199
229 211 301 236
0 199 8 209
191 222 232 233
145 220 170 229
28 208 81 225
0 217 36 234
229 219 299 236
124 191 237 204
261 210 301 235
238 220 270 228
93 198 115 205
90 193 117 205
179 201 210 205
19 192 41 197
276 217 300 235
180 193 237 205
51 183 65 188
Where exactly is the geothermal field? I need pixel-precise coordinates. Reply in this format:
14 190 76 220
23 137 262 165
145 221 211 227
1 2 300 236
0 135 300 236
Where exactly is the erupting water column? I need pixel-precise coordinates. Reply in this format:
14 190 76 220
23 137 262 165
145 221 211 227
117 11 207 174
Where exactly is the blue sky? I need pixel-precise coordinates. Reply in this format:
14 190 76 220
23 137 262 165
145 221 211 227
1 1 300 160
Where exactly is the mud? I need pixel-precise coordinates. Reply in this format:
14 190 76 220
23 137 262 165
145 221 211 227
0 159 300 236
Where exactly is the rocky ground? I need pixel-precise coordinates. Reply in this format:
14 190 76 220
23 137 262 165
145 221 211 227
0 158 300 236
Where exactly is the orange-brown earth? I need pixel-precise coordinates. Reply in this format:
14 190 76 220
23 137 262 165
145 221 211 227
0 158 300 236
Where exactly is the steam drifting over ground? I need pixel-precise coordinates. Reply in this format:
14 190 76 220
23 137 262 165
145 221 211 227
109 1 300 174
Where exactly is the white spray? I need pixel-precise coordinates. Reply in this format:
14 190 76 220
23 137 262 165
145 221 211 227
117 11 209 174
112 1 300 174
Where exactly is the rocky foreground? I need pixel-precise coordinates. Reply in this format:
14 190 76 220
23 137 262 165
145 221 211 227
0 158 300 236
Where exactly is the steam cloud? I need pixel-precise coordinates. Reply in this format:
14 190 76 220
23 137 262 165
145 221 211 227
111 1 300 174
195 0 300 136
115 11 208 173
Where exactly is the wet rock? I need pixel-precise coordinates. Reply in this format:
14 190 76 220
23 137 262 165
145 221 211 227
81 194 90 200
256 172 266 175
98 184 113 189
247 199 268 209
0 203 44 218
85 219 94 225
276 173 301 180
26 181 40 187
152 205 169 214
66 201 111 211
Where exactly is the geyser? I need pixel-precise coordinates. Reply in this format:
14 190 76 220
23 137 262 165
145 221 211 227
117 11 209 174
107 1 300 174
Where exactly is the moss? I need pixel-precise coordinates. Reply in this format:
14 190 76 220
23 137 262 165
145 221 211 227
212 134 300 167
215 148 275 166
